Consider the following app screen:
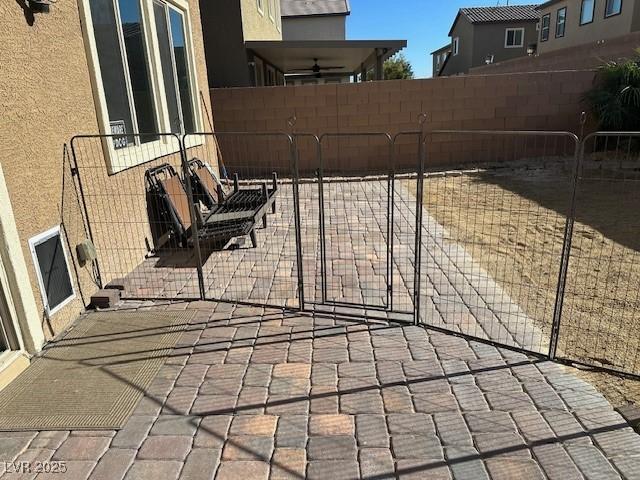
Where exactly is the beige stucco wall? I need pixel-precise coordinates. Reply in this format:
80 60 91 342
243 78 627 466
241 0 282 40
0 0 214 341
538 0 639 54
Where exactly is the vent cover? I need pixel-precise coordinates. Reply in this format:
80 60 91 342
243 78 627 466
29 226 75 316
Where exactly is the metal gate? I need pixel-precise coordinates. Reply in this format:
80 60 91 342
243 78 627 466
68 126 640 377
316 132 393 312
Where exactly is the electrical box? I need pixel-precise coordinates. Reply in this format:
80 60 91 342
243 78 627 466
76 240 97 267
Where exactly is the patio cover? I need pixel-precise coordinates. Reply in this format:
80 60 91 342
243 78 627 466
245 39 407 80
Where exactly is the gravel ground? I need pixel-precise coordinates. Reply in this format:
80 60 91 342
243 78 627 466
421 166 640 407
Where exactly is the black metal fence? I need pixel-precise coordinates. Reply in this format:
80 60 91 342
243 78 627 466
68 126 640 377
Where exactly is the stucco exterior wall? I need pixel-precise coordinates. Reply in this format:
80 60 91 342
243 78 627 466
472 21 538 66
432 47 451 77
442 17 538 76
442 17 475 76
470 30 640 74
240 0 281 41
199 0 252 87
537 0 639 54
0 0 214 341
282 15 346 40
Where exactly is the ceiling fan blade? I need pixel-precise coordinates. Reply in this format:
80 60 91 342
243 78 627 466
288 68 315 72
316 66 346 71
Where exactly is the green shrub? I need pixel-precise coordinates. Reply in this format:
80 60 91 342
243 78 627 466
583 52 640 131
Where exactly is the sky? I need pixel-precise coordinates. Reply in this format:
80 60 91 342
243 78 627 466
347 0 538 78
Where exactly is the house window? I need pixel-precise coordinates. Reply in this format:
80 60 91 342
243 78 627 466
453 37 459 55
153 2 195 134
505 28 525 48
254 57 265 86
89 0 158 147
605 0 622 17
29 226 75 317
81 0 201 172
540 14 551 41
266 65 275 86
556 8 567 37
580 0 596 24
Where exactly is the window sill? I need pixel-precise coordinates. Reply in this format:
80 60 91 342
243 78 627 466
106 135 205 175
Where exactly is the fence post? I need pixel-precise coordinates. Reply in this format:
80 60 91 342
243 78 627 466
387 135 395 311
549 121 585 359
180 134 206 301
69 137 104 289
413 114 428 325
288 127 306 311
316 136 328 305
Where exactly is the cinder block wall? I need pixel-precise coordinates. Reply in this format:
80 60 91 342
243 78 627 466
210 70 596 175
469 31 640 75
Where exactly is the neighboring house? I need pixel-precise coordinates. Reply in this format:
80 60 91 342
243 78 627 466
537 0 640 54
199 0 286 88
200 0 405 87
431 44 451 77
280 0 351 84
0 0 212 387
281 0 350 40
439 5 540 76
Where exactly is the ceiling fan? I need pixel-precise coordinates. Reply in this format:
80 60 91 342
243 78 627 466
288 58 345 78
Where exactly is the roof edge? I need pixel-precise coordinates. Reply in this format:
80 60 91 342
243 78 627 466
536 0 562 10
282 11 351 19
431 44 452 55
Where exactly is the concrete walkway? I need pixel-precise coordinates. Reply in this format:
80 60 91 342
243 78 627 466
1 302 638 480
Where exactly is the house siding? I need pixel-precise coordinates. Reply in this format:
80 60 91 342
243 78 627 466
442 16 475 76
241 0 281 40
442 15 538 76
200 1 253 87
282 15 346 40
432 47 451 78
472 21 539 67
538 0 639 54
0 0 213 342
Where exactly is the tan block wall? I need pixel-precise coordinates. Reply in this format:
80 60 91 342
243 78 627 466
0 1 214 340
241 0 281 41
210 70 596 175
470 31 640 75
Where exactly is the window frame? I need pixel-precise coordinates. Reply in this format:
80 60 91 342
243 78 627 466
555 7 567 38
540 13 551 41
504 27 525 48
580 0 596 25
452 37 459 56
0 269 21 352
604 0 622 18
28 226 76 318
268 0 275 22
78 0 203 174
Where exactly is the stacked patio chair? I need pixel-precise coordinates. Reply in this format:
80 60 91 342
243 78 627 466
145 164 259 250
187 158 278 227
146 161 280 250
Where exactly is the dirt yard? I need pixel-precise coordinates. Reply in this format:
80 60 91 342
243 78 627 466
422 166 640 407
